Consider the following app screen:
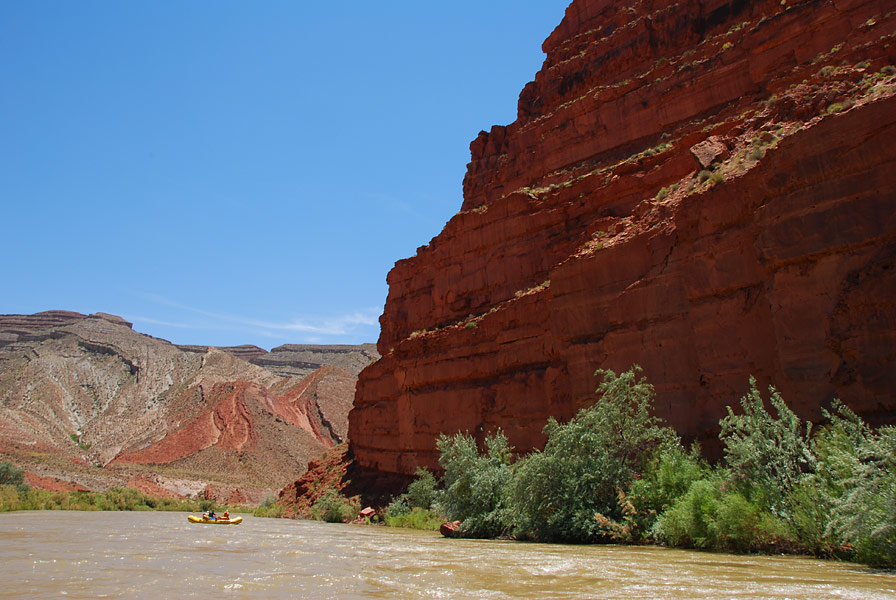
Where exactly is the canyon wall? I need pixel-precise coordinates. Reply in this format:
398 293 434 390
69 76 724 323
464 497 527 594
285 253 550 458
349 0 896 475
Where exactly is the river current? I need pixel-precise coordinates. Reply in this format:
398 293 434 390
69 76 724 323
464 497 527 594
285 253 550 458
0 511 893 599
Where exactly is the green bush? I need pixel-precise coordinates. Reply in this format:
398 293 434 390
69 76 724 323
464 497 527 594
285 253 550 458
310 489 357 523
650 474 785 553
405 467 438 510
0 483 211 513
386 467 439 524
716 491 789 552
786 473 840 555
786 401 865 555
624 444 708 537
384 507 442 530
436 430 513 538
654 388 895 564
509 367 674 542
820 404 896 567
254 497 283 518
719 377 813 518
402 368 895 567
652 476 723 548
0 462 26 489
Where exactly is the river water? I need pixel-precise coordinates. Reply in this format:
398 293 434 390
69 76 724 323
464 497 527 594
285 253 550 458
0 511 894 599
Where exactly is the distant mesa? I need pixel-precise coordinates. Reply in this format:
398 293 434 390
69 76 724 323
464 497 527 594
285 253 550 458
176 343 379 379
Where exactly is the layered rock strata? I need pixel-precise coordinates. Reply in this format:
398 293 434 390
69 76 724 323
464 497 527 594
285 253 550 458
350 0 896 475
0 311 365 501
177 343 379 378
250 344 380 379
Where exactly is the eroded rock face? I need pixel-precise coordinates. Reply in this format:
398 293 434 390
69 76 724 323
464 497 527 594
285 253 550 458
0 311 364 501
350 0 896 475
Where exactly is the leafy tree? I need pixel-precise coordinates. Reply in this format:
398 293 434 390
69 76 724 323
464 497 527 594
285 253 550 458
509 366 674 542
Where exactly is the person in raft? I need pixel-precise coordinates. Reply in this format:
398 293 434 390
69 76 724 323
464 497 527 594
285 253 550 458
222 511 229 520
207 509 217 521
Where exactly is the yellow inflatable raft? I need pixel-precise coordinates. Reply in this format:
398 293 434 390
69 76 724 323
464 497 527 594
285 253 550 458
188 515 243 525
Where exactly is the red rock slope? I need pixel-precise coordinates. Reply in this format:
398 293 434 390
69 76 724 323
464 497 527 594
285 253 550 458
349 0 896 475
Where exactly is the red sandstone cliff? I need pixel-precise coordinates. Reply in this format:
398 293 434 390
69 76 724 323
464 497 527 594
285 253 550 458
349 0 896 475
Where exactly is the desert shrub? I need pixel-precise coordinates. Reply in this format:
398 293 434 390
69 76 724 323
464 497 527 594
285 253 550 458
719 377 813 518
405 467 438 510
787 473 839 555
0 484 205 513
713 490 761 551
384 507 442 530
384 496 411 519
820 404 896 567
0 485 22 511
254 497 283 518
747 146 766 161
652 476 723 548
386 467 439 523
650 473 785 552
310 489 358 523
654 379 814 553
436 430 513 538
0 462 26 487
509 366 674 542
100 487 152 511
625 444 708 536
783 400 865 555
718 491 791 552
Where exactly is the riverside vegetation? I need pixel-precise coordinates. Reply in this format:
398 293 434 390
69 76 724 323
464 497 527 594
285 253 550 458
382 367 896 568
0 463 244 514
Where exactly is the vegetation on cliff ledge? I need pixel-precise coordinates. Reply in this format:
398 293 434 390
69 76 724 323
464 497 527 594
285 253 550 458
385 367 896 568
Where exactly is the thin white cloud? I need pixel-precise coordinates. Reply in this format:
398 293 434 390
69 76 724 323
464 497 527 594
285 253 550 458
131 291 379 341
246 311 379 336
129 316 195 329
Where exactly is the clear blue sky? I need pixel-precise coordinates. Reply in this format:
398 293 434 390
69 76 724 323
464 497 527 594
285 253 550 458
1 1 570 349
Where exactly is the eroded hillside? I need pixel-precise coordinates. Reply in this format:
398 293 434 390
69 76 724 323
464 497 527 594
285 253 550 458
0 311 377 502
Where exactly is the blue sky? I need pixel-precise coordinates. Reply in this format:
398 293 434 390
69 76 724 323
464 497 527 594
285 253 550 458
1 2 570 348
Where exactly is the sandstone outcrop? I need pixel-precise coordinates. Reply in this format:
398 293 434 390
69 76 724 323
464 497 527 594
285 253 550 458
350 0 896 475
0 311 366 502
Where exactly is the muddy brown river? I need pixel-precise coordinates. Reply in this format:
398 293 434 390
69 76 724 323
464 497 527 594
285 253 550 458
0 511 893 599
